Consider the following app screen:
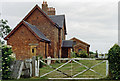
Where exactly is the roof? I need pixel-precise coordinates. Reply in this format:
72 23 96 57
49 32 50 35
4 21 50 42
49 15 67 34
23 5 67 34
61 40 74 48
70 37 90 47
23 21 50 42
74 43 88 48
23 4 59 28
49 15 65 28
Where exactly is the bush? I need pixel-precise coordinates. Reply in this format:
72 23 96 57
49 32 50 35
78 50 88 58
108 44 120 79
71 51 77 58
2 45 13 80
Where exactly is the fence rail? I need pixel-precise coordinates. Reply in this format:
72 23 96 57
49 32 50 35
42 58 107 60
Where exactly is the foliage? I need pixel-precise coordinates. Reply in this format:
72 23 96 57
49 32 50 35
55 60 60 64
71 51 77 58
2 45 13 79
78 50 88 58
0 19 11 44
108 44 120 79
89 51 96 58
89 51 94 55
71 50 88 58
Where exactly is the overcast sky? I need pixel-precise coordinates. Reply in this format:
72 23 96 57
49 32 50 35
0 0 119 53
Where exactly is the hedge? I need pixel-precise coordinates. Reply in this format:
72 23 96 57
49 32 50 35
108 44 120 79
2 46 13 80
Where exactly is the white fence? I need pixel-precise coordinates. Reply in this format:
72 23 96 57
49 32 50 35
10 57 109 80
39 58 109 79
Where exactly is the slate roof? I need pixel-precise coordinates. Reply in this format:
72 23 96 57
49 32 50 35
24 21 50 42
70 37 90 46
49 15 65 28
61 40 74 48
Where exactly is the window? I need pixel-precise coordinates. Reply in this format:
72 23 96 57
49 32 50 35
30 46 37 57
78 49 82 52
32 48 34 53
73 41 76 45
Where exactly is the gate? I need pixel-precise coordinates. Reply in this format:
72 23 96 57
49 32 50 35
39 58 109 79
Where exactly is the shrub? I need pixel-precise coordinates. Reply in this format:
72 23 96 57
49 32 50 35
78 50 88 58
108 44 120 79
71 51 77 58
2 45 13 80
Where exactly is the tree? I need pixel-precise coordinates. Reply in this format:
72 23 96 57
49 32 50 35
108 44 120 79
0 19 11 44
2 46 13 79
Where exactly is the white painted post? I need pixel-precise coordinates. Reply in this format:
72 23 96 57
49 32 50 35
35 60 38 76
106 60 109 76
104 54 105 58
47 56 51 65
37 57 40 77
98 53 100 58
17 61 24 79
29 59 32 77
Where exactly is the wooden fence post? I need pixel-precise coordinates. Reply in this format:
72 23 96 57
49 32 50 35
32 56 40 77
32 56 36 77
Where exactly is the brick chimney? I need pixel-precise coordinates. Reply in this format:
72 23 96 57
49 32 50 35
42 1 56 15
47 7 55 15
42 1 48 14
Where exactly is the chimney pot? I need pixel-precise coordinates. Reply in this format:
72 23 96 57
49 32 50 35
42 1 56 15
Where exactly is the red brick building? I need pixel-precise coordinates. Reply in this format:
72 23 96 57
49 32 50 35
70 37 90 55
4 2 90 60
4 1 67 60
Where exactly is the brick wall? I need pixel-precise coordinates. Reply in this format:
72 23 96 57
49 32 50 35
71 38 89 54
7 24 46 60
24 8 59 58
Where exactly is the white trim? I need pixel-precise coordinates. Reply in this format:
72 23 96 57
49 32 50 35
48 78 100 79
42 58 97 60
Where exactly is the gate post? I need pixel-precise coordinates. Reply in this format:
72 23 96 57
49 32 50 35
37 57 40 77
106 60 109 76
32 56 36 77
32 56 40 77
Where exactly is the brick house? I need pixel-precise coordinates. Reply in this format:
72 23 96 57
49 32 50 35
4 1 67 60
70 37 90 55
4 2 90 60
